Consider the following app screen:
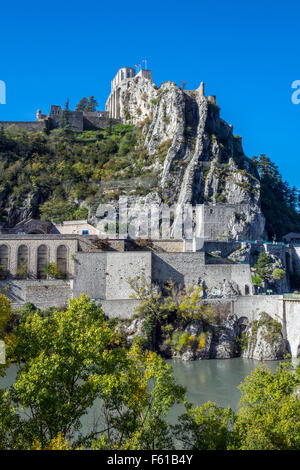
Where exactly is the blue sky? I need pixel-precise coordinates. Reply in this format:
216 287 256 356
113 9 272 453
0 0 299 187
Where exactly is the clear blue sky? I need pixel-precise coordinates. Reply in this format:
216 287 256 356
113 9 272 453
0 0 299 187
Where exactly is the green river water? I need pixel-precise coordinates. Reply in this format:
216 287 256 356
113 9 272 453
0 358 284 432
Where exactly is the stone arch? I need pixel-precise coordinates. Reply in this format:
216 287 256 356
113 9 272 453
0 245 9 271
57 245 68 278
37 244 49 279
17 245 29 272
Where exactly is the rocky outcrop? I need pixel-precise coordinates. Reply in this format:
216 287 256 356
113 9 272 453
228 244 252 264
241 312 287 360
6 191 46 226
103 76 265 240
210 314 241 359
121 311 287 361
206 280 241 299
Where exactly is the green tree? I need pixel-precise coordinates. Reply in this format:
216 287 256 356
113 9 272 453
235 362 300 450
86 96 98 112
252 154 300 240
128 277 213 351
75 97 89 111
39 200 88 223
253 252 286 284
272 268 286 280
43 262 63 279
75 96 98 112
173 401 237 450
1 295 185 449
59 98 71 130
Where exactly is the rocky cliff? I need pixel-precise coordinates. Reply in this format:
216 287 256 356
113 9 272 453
106 75 265 240
0 75 265 240
120 311 288 361
241 312 287 360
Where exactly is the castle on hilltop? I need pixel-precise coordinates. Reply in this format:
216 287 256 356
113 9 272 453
0 66 153 132
105 66 152 119
0 104 110 133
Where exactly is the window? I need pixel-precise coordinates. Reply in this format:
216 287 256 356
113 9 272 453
37 245 48 279
17 245 28 277
57 245 67 277
0 245 8 271
245 285 250 295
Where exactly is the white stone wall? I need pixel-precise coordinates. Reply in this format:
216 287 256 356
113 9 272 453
0 280 71 309
152 253 252 294
100 299 140 318
232 295 300 357
285 301 300 357
292 246 300 275
106 252 152 300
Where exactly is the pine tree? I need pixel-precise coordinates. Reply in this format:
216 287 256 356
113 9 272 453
252 154 300 239
59 98 70 129
75 97 89 112
86 96 98 112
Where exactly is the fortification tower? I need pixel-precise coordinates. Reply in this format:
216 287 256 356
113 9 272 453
105 67 136 119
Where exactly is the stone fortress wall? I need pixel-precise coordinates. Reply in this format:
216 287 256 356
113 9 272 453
0 233 299 306
0 103 116 133
0 280 72 309
0 66 299 354
0 121 46 132
73 250 253 310
292 246 300 275
231 295 300 357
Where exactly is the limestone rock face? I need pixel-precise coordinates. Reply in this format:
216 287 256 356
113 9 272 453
242 312 287 360
111 76 265 240
206 280 241 298
211 314 240 359
120 312 287 361
184 319 203 336
123 318 147 344
228 244 252 263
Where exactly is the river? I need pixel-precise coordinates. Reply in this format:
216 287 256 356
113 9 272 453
0 358 284 431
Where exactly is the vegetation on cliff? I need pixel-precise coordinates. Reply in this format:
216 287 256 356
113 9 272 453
0 125 299 239
252 154 300 239
0 125 152 225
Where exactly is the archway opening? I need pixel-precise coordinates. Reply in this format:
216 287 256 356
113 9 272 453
57 245 67 278
37 245 48 279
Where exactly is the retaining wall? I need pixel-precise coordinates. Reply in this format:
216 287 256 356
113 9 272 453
0 279 71 309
